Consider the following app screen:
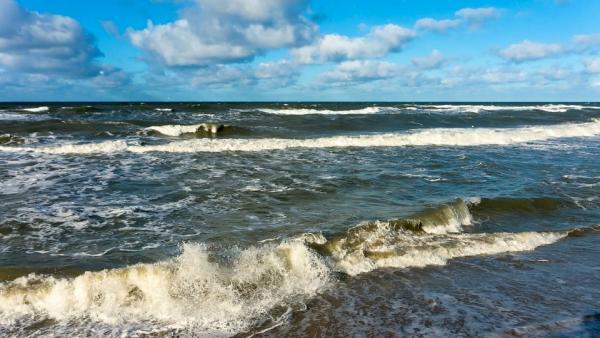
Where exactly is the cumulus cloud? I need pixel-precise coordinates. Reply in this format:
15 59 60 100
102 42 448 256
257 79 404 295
320 60 400 83
0 0 131 94
255 60 300 86
0 0 102 77
412 49 445 69
415 18 461 33
292 24 416 64
499 40 563 62
455 7 502 26
127 0 316 66
414 7 500 33
584 58 600 73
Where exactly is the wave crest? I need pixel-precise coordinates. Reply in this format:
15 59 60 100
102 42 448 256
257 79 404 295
144 123 230 137
2 120 599 155
0 241 329 335
0 197 588 334
257 107 395 115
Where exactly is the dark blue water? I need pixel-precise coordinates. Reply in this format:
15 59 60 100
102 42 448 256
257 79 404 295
0 103 599 336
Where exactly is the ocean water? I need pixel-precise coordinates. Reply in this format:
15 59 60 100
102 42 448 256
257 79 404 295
0 102 599 337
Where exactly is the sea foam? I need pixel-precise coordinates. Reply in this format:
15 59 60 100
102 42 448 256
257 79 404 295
257 106 396 115
144 123 225 136
2 120 599 155
21 106 49 113
0 199 580 335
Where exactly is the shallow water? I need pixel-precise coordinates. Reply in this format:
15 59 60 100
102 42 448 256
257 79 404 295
0 102 599 336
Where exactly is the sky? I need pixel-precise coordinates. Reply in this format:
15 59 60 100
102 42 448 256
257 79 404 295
0 0 599 101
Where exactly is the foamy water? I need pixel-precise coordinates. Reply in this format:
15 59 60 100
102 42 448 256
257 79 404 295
1 119 599 155
0 200 572 334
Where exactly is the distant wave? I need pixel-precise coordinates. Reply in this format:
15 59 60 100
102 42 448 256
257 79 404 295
21 106 49 113
0 111 51 121
256 104 599 115
60 106 101 113
0 197 591 335
144 123 229 136
257 106 397 115
417 104 599 113
3 119 599 155
154 108 173 112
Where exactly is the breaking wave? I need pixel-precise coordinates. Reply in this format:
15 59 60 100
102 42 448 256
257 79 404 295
418 104 600 114
304 198 569 275
144 123 230 137
257 107 397 115
21 106 49 113
0 241 329 336
2 119 599 155
0 198 590 335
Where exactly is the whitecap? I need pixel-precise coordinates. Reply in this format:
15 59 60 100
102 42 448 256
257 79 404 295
4 119 599 155
257 106 397 115
21 106 49 113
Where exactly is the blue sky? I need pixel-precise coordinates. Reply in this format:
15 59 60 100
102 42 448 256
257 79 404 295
1 0 599 101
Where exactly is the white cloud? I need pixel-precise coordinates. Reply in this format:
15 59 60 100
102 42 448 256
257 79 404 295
479 69 527 83
572 33 600 51
414 18 461 32
292 24 416 64
144 59 300 89
127 0 316 66
320 60 400 83
584 58 600 73
255 60 300 86
455 7 502 25
412 49 445 69
0 0 102 77
499 40 563 62
0 0 131 92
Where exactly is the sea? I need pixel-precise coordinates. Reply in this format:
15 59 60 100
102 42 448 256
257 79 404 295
0 102 599 337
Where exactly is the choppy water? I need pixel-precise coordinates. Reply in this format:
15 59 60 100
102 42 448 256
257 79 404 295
1 102 599 337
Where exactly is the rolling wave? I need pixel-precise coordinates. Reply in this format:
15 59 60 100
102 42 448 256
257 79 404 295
256 106 396 115
144 123 229 136
2 120 599 155
0 198 593 335
418 104 600 113
21 106 49 113
255 104 600 115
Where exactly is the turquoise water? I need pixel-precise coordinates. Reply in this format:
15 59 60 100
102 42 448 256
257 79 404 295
0 103 599 336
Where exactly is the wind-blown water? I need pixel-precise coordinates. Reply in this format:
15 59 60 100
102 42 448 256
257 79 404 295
1 102 599 337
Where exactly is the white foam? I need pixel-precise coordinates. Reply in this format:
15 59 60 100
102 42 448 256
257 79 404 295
0 227 572 334
257 106 396 115
0 241 330 335
144 123 222 136
418 104 598 113
3 120 599 155
0 112 48 121
154 108 173 112
325 230 567 276
21 106 49 113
